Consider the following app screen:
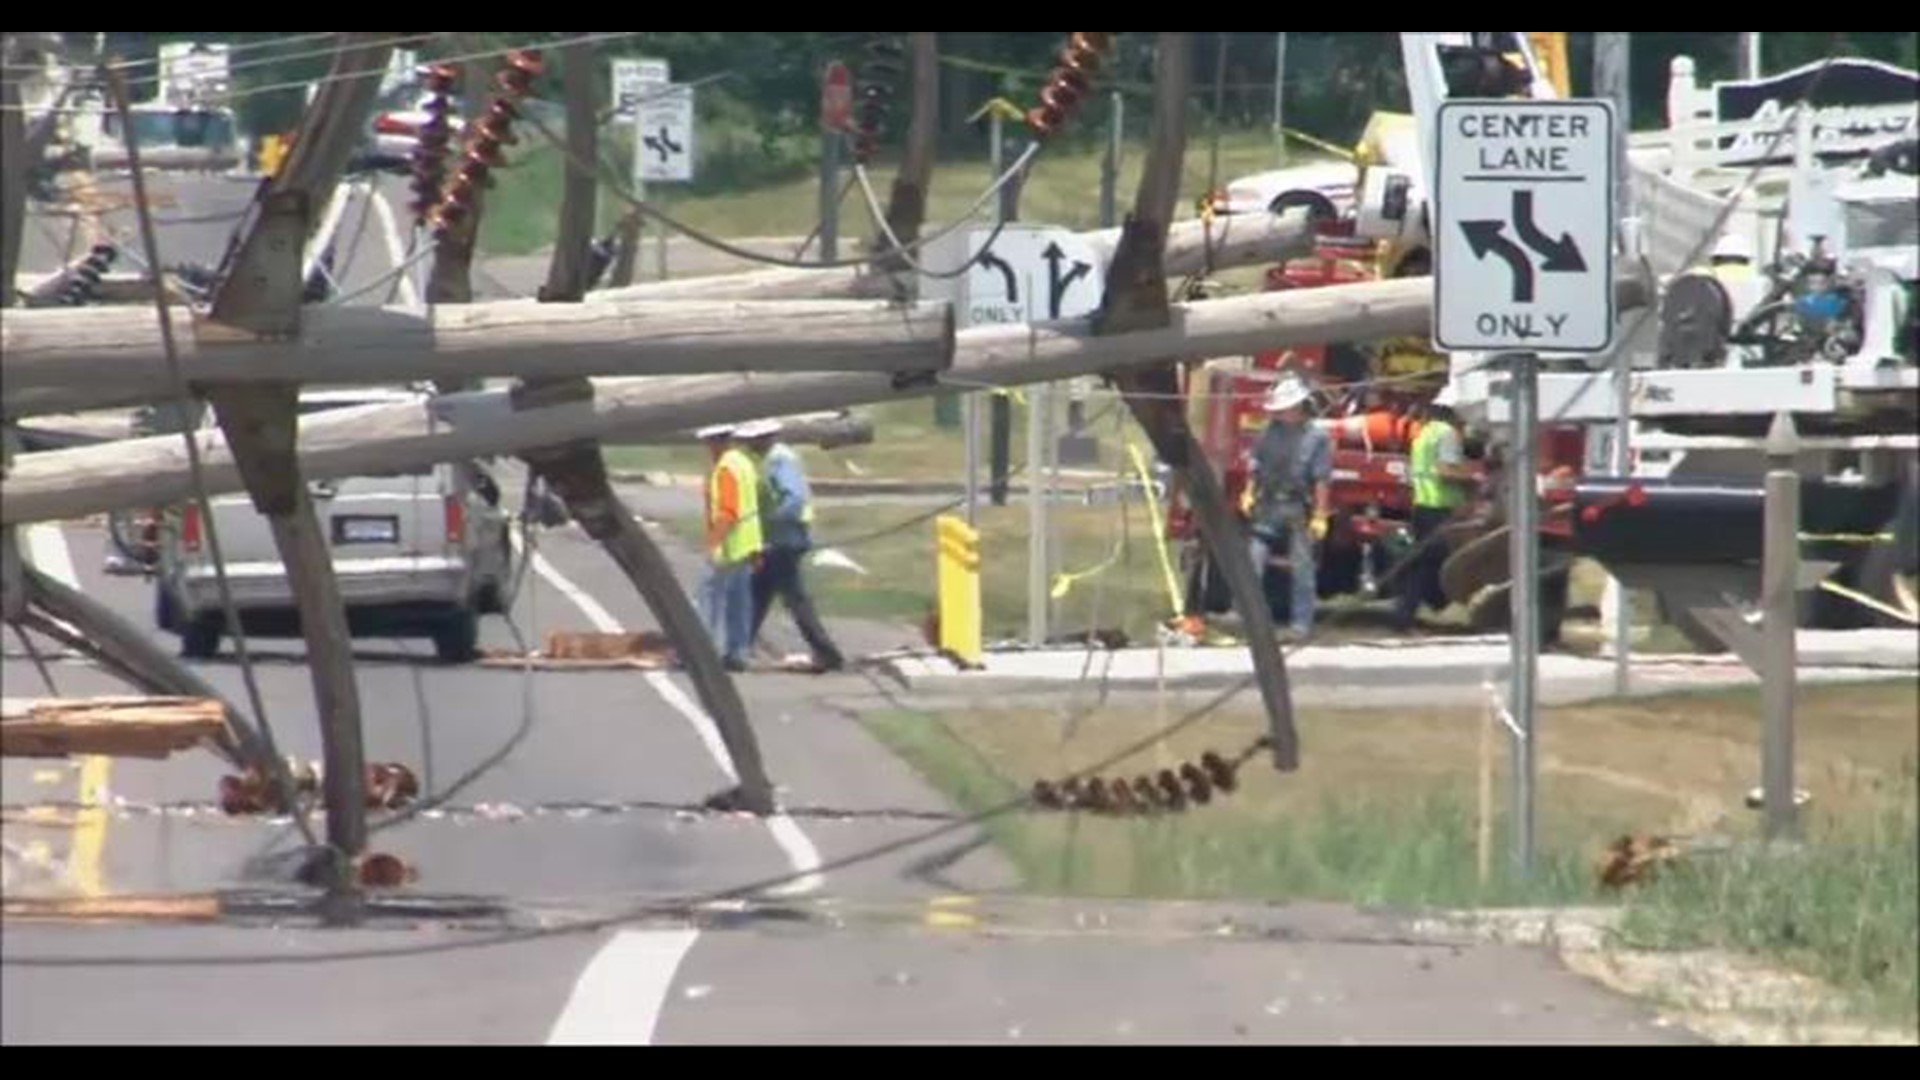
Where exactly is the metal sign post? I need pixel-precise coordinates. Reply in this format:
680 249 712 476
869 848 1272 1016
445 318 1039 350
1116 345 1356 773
1436 97 1617 878
613 58 669 281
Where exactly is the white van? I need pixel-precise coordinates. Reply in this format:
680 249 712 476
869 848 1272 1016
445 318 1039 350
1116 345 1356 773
152 389 518 662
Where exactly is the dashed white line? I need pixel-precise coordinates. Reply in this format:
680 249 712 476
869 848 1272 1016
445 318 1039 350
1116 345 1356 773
368 186 421 309
546 929 700 1045
518 541 824 898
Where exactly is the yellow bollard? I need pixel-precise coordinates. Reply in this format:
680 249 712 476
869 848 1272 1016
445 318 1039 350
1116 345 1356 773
259 134 288 179
935 515 983 669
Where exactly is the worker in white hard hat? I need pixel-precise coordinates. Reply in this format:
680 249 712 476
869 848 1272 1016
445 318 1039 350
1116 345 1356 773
1244 371 1332 640
738 418 845 674
1396 382 1477 632
1708 233 1756 283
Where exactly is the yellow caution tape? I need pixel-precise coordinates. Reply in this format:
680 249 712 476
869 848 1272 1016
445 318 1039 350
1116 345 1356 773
1800 532 1896 544
1050 536 1124 600
1816 579 1918 625
1126 439 1185 619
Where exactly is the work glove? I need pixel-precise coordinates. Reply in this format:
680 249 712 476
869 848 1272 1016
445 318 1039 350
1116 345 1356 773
1310 513 1330 542
1238 484 1255 516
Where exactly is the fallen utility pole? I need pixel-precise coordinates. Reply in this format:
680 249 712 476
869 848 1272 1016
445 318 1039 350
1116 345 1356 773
513 40 774 812
1096 31 1299 772
2 275 1651 527
2 695 227 760
591 211 1324 304
3 298 958 417
185 34 398 870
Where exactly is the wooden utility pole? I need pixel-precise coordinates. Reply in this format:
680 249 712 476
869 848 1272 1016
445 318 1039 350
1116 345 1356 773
872 32 940 284
13 274 1592 526
516 40 776 812
3 300 956 417
1096 31 1300 772
192 34 398 871
1 37 28 310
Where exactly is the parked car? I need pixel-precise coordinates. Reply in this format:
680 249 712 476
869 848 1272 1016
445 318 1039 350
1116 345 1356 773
152 389 518 663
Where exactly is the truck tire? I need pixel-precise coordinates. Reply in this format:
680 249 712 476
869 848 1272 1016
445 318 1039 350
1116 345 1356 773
433 609 479 664
179 615 221 660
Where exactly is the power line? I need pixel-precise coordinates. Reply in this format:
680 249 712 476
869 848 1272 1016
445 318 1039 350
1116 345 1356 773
2 32 351 74
0 668 1269 969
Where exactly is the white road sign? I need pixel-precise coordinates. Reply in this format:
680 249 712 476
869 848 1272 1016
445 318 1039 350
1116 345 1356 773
612 57 669 119
637 84 695 183
1434 99 1616 353
958 226 1105 328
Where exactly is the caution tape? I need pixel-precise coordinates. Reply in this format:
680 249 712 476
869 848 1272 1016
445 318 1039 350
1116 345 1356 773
1816 579 1919 625
1125 439 1185 619
1800 531 1896 544
1050 536 1123 600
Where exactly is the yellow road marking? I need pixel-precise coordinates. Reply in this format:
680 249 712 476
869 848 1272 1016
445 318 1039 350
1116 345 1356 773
69 755 111 897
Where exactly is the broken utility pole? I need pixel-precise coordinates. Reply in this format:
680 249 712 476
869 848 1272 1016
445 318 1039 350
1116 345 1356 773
516 41 775 813
1094 31 1300 772
4 275 1669 528
185 34 400 868
2 695 227 760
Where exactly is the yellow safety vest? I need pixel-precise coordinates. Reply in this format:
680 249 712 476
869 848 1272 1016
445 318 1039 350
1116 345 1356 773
1410 422 1467 510
708 448 763 563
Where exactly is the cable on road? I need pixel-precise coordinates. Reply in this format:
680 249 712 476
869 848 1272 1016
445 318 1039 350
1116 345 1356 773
0 667 1273 968
11 623 61 695
105 64 317 849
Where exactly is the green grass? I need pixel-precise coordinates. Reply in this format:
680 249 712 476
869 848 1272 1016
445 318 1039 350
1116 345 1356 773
479 127 1318 258
856 681 1919 1027
1614 763 1919 1029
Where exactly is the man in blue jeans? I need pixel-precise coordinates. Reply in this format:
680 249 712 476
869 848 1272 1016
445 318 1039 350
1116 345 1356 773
739 419 846 673
1244 371 1332 641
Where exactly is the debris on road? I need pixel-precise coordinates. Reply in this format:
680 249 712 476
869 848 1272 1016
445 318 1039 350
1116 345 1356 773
1 695 226 759
218 760 419 815
477 630 676 671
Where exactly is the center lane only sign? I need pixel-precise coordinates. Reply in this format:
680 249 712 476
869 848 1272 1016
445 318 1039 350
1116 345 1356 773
1434 99 1616 353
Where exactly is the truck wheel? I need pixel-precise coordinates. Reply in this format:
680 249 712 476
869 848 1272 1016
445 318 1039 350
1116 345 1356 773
433 610 479 664
179 615 221 660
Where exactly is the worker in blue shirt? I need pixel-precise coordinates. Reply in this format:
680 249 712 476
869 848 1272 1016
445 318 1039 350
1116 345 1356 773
738 418 846 673
1244 372 1332 640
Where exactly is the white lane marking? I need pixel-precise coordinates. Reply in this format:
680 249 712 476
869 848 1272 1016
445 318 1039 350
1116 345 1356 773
368 187 421 309
518 540 824 897
546 929 700 1045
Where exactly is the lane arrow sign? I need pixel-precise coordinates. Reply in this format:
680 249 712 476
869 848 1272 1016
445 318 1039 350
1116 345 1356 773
1041 242 1091 319
1461 219 1537 304
1512 190 1586 272
979 251 1018 302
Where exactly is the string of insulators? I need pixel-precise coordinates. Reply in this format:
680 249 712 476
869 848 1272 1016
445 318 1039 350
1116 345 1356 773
408 63 460 227
58 243 117 306
1028 737 1270 817
431 49 544 240
1025 32 1116 139
851 34 905 165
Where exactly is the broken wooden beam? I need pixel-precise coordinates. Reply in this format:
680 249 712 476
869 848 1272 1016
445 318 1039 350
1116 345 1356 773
0 276 1652 526
2 299 958 417
1 695 228 759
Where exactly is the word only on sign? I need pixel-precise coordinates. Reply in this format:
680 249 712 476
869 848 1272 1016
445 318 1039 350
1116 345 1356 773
1434 98 1617 354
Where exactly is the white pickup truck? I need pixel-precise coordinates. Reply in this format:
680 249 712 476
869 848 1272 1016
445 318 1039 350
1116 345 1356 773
152 389 518 663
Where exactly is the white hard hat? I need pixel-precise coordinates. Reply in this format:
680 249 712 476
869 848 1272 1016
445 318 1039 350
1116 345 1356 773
1431 382 1459 408
695 423 736 440
1710 233 1753 263
1262 373 1313 413
735 418 784 440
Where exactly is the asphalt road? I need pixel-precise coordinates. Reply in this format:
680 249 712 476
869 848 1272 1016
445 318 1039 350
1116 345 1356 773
3 174 1700 1045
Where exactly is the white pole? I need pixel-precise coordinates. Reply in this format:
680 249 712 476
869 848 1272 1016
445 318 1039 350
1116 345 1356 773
1273 33 1288 167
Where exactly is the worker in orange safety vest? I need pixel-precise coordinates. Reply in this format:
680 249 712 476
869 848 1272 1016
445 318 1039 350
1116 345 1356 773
697 424 764 671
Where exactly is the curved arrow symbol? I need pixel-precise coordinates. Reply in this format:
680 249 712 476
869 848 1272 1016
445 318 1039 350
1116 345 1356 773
1512 191 1586 272
1461 220 1536 304
978 252 1018 303
1042 241 1091 319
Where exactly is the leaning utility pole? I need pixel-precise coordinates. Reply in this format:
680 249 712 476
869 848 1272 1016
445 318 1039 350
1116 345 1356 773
516 40 776 814
871 32 940 287
193 33 398 872
1096 31 1300 771
1 38 26 311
